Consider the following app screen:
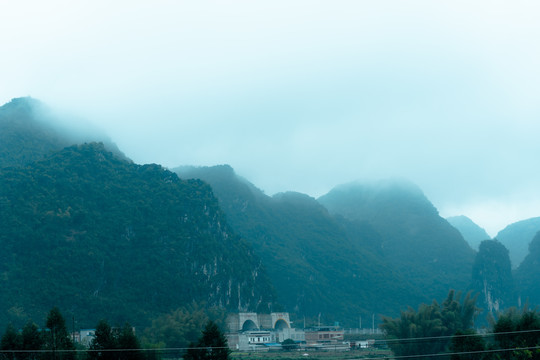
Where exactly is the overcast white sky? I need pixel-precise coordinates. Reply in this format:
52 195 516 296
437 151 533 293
1 1 539 236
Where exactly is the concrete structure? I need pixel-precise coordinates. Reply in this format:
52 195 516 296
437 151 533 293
226 312 305 351
227 312 292 332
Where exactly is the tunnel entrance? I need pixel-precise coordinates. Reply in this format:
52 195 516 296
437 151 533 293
274 319 289 329
242 319 258 331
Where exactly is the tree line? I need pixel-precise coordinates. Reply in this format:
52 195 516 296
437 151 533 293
1 307 76 360
381 290 540 360
0 308 230 360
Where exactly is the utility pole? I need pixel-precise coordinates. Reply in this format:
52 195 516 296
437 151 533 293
72 315 75 343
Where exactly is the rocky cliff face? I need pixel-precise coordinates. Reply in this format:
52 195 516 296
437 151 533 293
470 240 515 317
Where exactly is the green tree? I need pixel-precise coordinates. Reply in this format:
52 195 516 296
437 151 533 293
88 320 144 360
381 290 479 360
281 338 298 351
183 321 230 360
21 321 43 360
450 329 486 360
117 323 143 360
1 324 22 360
43 308 75 360
492 308 540 360
88 320 117 360
141 304 226 350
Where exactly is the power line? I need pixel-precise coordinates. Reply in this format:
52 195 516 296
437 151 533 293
2 328 540 358
379 327 540 345
0 346 230 354
374 344 540 360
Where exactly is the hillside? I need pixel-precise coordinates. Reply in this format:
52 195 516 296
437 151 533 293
0 144 276 328
470 240 515 319
496 217 540 268
176 165 421 325
515 231 540 305
0 97 123 167
447 215 491 250
318 180 476 304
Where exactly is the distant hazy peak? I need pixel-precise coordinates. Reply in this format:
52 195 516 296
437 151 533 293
496 217 540 268
0 96 127 167
446 215 491 250
0 97 48 122
330 178 424 194
174 164 268 204
319 178 426 197
2 96 43 110
272 191 315 201
317 179 439 225
175 164 235 177
318 178 435 216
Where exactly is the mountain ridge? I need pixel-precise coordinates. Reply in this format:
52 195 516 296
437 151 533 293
496 217 540 268
318 180 476 303
3 97 539 329
0 97 125 168
447 215 491 250
0 143 276 328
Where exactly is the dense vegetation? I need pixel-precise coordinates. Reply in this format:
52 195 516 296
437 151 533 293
515 231 540 305
470 240 515 321
184 321 230 360
0 308 149 360
89 320 144 360
0 143 275 328
0 97 123 168
382 293 540 360
0 98 65 167
0 307 75 360
3 96 540 335
141 304 227 350
381 290 478 359
318 180 476 308
176 165 421 325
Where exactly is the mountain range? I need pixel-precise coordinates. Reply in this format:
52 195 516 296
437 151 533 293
175 165 423 323
1 97 540 329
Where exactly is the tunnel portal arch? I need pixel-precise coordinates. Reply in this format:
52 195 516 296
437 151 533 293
274 319 289 329
242 319 258 331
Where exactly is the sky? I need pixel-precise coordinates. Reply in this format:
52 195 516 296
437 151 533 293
1 1 539 236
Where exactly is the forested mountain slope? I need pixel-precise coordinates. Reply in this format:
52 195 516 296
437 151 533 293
318 180 476 304
0 144 275 328
0 97 123 167
176 165 422 325
470 240 515 318
515 231 540 305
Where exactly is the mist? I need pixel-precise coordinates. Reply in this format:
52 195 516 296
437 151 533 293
1 1 540 235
